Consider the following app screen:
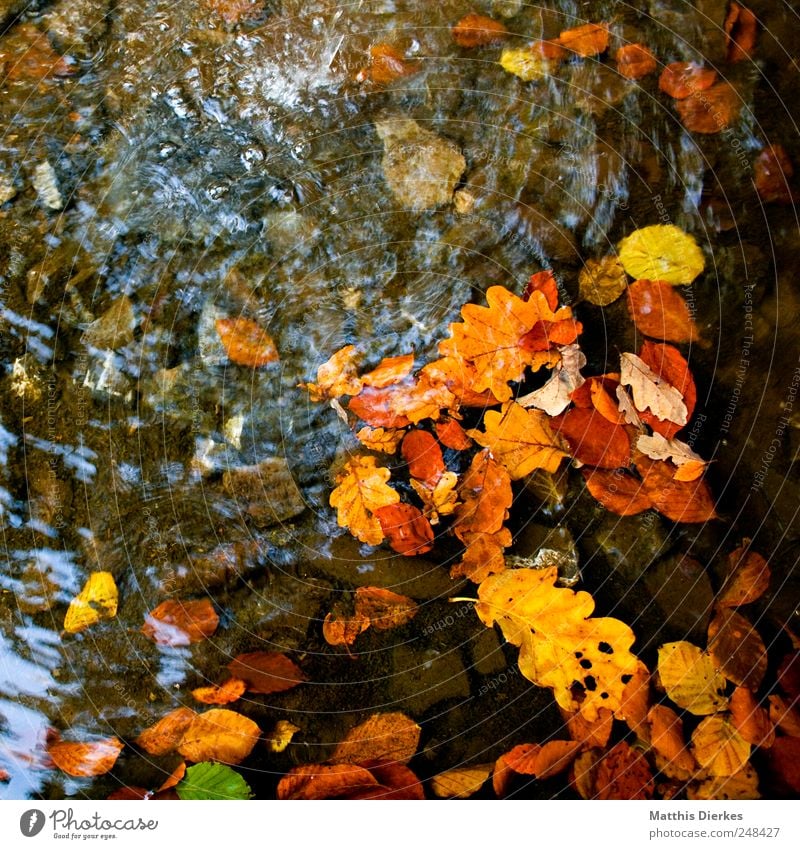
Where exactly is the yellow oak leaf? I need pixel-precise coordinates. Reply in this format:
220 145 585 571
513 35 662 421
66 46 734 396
329 455 400 545
300 344 362 402
476 567 639 720
410 470 460 524
468 401 569 479
657 641 729 715
355 426 405 454
63 571 119 634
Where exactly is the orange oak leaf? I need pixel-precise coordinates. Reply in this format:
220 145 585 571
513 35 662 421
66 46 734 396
419 356 499 410
718 542 770 608
724 2 758 63
557 22 609 57
453 450 512 539
582 468 652 516
451 526 512 583
135 708 196 756
638 341 697 438
523 269 560 309
142 599 219 646
635 455 716 523
676 82 740 134
410 471 460 524
323 609 370 648
329 455 400 545
374 502 435 556
358 44 420 85
627 279 699 343
228 651 306 694
435 417 472 450
300 345 362 402
658 61 717 99
401 429 445 485
355 426 405 454
648 704 696 772
708 609 768 690
215 317 278 367
177 709 260 764
48 738 123 778
615 43 657 79
354 586 418 630
277 764 379 800
348 385 412 428
191 678 247 706
551 407 631 469
329 713 421 765
730 686 775 748
754 145 796 204
452 13 508 47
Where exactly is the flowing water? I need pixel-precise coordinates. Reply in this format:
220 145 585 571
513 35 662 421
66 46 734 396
0 0 798 799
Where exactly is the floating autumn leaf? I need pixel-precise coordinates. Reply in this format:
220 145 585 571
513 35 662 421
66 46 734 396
435 418 472 450
688 764 760 800
676 81 740 134
636 432 706 479
575 741 654 799
452 13 508 47
410 471 459 524
375 502 435 556
618 224 704 285
500 46 560 82
708 609 767 690
729 686 775 748
401 429 445 485
227 651 306 694
322 609 370 648
582 468 652 516
615 43 657 80
517 344 586 416
191 678 247 706
175 761 252 800
724 2 758 63
265 720 301 753
578 254 628 306
551 407 631 469
452 527 512 583
636 455 716 523
277 764 379 800
177 708 260 765
692 715 750 777
63 571 119 634
620 352 688 426
207 0 265 26
558 22 609 57
657 641 728 715
584 376 627 425
48 737 123 778
754 145 796 204
658 61 717 99
627 278 699 343
355 426 405 454
718 542 770 608
637 341 697 438
476 567 640 719
300 344 362 402
329 712 421 765
158 760 187 792
357 43 419 85
648 705 696 773
453 450 512 539
561 706 614 749
354 586 418 630
361 353 415 388
523 269 561 308
432 764 492 798
215 317 278 367
142 598 219 646
1 24 75 82
469 401 569 478
329 455 399 545
500 740 581 781
136 707 196 756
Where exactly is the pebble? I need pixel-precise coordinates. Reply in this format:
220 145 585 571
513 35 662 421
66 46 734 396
32 161 63 210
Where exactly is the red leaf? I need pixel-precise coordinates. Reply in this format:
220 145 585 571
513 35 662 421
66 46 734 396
724 2 758 63
277 764 379 800
374 503 435 556
523 270 559 310
675 82 740 134
435 418 472 450
615 44 657 80
360 760 425 799
452 13 508 47
582 468 652 516
142 599 219 646
627 279 699 343
349 385 412 428
227 651 307 694
551 407 631 469
635 456 716 523
754 145 796 204
520 317 582 352
658 62 717 99
401 429 445 485
638 341 696 438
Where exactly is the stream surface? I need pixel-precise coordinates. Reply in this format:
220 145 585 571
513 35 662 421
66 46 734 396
0 0 798 799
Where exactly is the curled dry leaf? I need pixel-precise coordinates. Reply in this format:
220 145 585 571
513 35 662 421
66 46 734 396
718 542 770 608
657 641 728 715
432 764 492 798
142 598 219 646
557 23 609 57
517 344 586 416
648 705 696 772
620 352 688 426
277 763 379 800
578 255 628 306
354 586 418 630
136 707 196 756
676 82 740 134
618 224 704 286
401 429 445 485
48 738 124 778
215 317 278 367
582 468 652 516
329 455 400 545
708 609 768 690
724 2 758 63
300 344 362 402
692 715 750 777
551 406 631 469
615 43 657 80
265 720 300 753
322 609 370 648
452 13 508 47
729 686 775 748
636 432 705 475
358 43 419 85
191 677 247 706
627 278 699 343
329 712 421 765
63 571 119 634
658 62 717 99
638 341 697 438
177 709 261 765
228 651 306 694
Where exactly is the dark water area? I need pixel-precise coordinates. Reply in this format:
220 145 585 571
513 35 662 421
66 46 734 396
0 0 798 801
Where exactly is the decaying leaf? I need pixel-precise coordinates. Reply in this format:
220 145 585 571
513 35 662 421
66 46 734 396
300 345 362 402
265 720 301 753
768 695 800 738
277 763 379 800
691 715 750 777
620 352 688 425
615 43 657 80
228 651 306 694
517 344 586 416
191 678 247 706
453 450 512 539
583 741 654 799
215 317 278 367
754 145 796 205
177 708 261 765
637 341 697 438
724 2 758 63
431 764 492 798
676 82 740 134
411 471 460 524
136 707 196 756
48 737 124 778
558 23 609 57
618 224 705 285
708 609 767 690
636 432 706 476
658 61 717 99
657 641 728 715
142 598 219 646
452 13 508 47
578 255 628 306
63 571 119 634
627 278 699 343
329 713 421 765
617 661 652 739
354 586 418 630
329 455 400 545
452 527 511 583
718 542 770 608
322 609 370 648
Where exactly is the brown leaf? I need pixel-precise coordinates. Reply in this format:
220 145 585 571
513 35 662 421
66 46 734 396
627 279 699 343
107 786 149 800
533 740 582 779
354 587 418 630
648 705 696 772
777 651 800 700
359 44 420 85
177 709 261 765
617 661 652 739
592 742 654 799
329 713 421 765
636 456 716 523
558 23 609 57
708 609 768 690
729 686 775 748
432 764 492 798
452 13 508 47
561 706 614 748
401 429 445 485
277 763 379 800
191 678 247 706
142 599 219 646
724 2 758 62
322 610 370 647
136 707 196 756
551 407 631 469
658 61 717 99
362 760 425 799
582 468 652 516
228 651 307 694
578 255 628 306
765 737 800 793
768 695 800 737
615 43 657 79
265 719 300 754
48 738 124 778
718 542 770 608
207 0 265 25
0 24 74 82
215 317 278 367
754 145 796 204
691 715 750 777
375 503 435 556
675 82 740 134
451 527 511 583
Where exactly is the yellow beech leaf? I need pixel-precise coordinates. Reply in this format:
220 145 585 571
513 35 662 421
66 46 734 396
410 471 460 524
431 764 492 798
617 224 705 285
468 401 569 479
578 255 629 306
329 455 400 545
63 571 118 634
355 426 405 454
657 641 728 715
691 715 751 777
265 720 300 753
476 567 639 720
299 344 362 401
500 47 557 81
688 764 760 800
177 708 261 765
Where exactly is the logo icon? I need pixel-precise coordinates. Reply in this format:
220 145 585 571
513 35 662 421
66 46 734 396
20 810 46 837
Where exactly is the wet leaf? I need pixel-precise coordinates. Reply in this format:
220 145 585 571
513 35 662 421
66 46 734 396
557 23 609 57
452 13 508 47
191 678 247 706
265 720 301 753
354 586 418 630
177 709 260 765
300 345 362 402
135 707 196 756
692 715 750 777
578 255 628 306
359 44 420 85
658 62 717 99
329 713 421 765
361 761 425 799
591 742 654 799
453 450 512 538
618 225 705 285
0 24 75 81
551 406 631 469
500 47 559 82
561 707 614 749
435 418 472 450
768 695 800 737
657 641 728 715
777 651 800 700
648 705 696 772
724 2 758 63
410 471 460 524
754 145 796 204
401 429 445 485
718 543 770 608
158 761 186 792
176 762 252 800
452 527 511 583
676 82 740 134
215 317 278 367
507 740 581 779
63 571 118 634
636 455 716 523
355 426 405 454
583 469 652 516
637 341 697 438
207 0 265 26
374 502 435 556
277 764 379 800
476 567 640 719
689 764 760 800
142 598 219 646
523 269 561 309
361 353 416 388
615 44 657 80
729 686 775 748
620 352 688 426
765 737 800 793
708 609 767 690
617 661 652 739
227 651 306 694
636 432 706 475
48 737 124 778
432 764 492 798
627 278 699 343
329 455 400 545
469 401 569 478
322 609 370 647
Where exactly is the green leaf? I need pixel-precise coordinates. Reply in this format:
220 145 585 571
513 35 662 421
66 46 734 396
176 762 253 800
